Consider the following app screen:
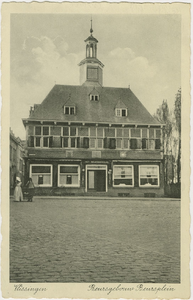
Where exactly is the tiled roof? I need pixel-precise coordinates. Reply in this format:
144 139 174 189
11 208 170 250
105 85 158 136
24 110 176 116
27 84 161 125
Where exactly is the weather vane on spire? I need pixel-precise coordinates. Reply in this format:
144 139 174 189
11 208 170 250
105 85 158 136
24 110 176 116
90 16 93 35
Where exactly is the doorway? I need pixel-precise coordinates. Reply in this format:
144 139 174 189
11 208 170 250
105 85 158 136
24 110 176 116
86 165 107 192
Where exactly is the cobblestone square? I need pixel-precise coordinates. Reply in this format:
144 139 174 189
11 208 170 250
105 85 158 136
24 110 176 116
10 198 180 283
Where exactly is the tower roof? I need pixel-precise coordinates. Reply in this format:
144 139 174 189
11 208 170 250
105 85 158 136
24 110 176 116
84 18 98 43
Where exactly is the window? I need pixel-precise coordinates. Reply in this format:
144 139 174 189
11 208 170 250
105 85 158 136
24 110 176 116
35 126 41 135
35 137 41 147
131 128 141 138
90 139 96 149
90 95 99 101
50 126 61 136
58 165 80 187
122 109 126 116
30 164 52 187
113 165 134 187
43 126 49 135
64 106 75 115
116 108 127 117
139 165 159 187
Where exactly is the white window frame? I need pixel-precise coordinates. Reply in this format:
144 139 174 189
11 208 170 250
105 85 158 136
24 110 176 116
30 164 53 187
42 126 50 136
35 136 41 148
116 108 127 117
64 106 76 115
139 165 159 188
58 164 80 187
113 165 134 187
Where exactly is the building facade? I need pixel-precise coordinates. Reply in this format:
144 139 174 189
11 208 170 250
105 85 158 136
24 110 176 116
10 129 25 190
23 25 164 197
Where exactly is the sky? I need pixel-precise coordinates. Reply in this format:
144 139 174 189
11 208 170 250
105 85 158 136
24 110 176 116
10 13 181 139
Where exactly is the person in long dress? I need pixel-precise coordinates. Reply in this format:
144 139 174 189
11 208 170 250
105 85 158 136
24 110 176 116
14 177 23 202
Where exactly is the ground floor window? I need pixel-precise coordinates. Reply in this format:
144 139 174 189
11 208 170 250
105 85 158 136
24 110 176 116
58 165 80 187
139 165 159 187
30 164 52 186
113 165 134 187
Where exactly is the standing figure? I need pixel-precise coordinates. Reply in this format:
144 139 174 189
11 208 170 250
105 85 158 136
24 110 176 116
14 177 23 202
26 178 35 202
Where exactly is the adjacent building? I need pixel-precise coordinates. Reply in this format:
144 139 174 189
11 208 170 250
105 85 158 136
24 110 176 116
22 24 164 197
10 129 25 190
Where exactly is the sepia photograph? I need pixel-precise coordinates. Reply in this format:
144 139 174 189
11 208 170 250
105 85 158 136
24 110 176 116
1 2 190 299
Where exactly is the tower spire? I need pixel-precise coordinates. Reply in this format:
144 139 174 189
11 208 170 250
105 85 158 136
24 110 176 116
90 17 93 35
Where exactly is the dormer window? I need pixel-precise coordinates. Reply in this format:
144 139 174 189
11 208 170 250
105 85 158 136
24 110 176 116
64 106 76 115
90 94 99 101
116 108 127 117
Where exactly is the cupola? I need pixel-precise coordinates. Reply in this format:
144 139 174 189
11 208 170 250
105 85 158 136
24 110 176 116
79 19 104 87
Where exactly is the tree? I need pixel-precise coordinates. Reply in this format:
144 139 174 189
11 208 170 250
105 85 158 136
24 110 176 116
174 88 181 183
154 99 173 185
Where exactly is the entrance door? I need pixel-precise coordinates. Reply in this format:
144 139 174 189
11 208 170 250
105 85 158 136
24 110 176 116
87 170 106 192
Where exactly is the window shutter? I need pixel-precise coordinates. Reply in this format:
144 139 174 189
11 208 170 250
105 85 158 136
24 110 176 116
155 139 161 149
83 137 89 148
130 138 137 149
109 138 116 149
77 137 80 148
49 136 53 148
28 136 34 147
142 138 147 149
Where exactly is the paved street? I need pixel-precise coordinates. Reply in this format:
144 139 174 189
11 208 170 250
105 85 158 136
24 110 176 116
10 198 180 283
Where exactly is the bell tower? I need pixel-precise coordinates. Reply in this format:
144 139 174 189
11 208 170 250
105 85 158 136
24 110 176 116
79 19 104 87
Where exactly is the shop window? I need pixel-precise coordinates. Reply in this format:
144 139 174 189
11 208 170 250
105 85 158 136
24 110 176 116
30 165 52 187
58 165 80 187
139 165 159 187
113 165 134 187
